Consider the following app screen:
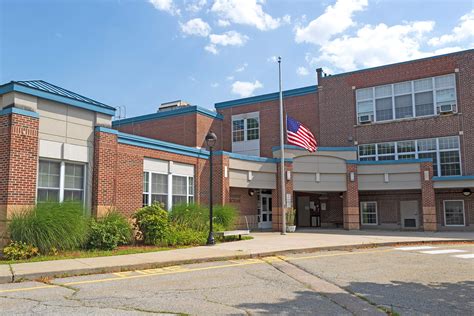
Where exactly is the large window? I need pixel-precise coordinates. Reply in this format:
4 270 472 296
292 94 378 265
356 74 456 124
142 172 194 209
444 200 465 226
37 160 85 203
361 202 378 225
358 136 461 177
232 115 259 142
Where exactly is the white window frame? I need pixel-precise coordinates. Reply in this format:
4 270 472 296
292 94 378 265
143 171 194 209
355 74 457 124
443 200 465 227
358 136 461 177
360 201 378 225
231 112 260 143
37 159 87 205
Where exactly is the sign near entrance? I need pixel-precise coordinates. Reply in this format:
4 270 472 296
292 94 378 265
286 193 292 208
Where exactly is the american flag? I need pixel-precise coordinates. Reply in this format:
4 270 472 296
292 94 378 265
286 116 317 152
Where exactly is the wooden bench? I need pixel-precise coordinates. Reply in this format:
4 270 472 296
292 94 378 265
215 230 250 240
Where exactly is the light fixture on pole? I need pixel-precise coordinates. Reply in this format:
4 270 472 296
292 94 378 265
205 131 217 246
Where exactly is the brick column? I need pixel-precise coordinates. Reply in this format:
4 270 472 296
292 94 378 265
420 162 437 231
0 109 39 244
273 161 293 232
92 128 118 218
343 163 360 230
212 153 230 205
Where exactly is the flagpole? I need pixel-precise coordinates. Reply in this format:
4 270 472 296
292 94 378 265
278 56 286 235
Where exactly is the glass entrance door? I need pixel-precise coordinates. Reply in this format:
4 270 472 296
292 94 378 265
258 193 272 229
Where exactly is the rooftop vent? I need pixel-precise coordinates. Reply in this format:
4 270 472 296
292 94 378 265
158 100 190 112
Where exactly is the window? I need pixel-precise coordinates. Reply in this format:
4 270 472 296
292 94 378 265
37 160 85 203
232 119 244 142
358 136 461 177
361 202 377 225
356 74 456 123
232 112 260 156
444 200 465 226
142 172 194 209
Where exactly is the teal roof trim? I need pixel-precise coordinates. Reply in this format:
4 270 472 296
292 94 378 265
215 150 293 163
347 158 432 165
215 85 317 109
272 145 357 152
0 81 116 116
95 126 119 135
0 107 39 118
432 176 474 181
117 131 210 159
112 105 223 127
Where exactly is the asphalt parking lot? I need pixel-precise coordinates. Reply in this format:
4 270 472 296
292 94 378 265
0 243 472 315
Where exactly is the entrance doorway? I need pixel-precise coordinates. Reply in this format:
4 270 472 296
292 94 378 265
258 191 272 229
400 200 419 229
295 192 344 228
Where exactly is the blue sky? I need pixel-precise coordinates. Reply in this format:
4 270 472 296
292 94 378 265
1 0 473 117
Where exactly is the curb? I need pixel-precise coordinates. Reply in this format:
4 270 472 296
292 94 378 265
5 239 474 284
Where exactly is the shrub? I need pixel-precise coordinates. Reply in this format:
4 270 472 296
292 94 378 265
169 203 208 231
132 203 170 246
8 202 89 253
3 241 40 260
170 203 237 231
87 212 133 250
164 225 207 246
213 205 237 230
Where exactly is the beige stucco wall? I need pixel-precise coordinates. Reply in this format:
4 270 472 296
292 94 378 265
358 163 422 191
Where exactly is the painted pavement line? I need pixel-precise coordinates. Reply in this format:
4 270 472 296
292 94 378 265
395 246 437 251
419 249 467 254
0 249 395 294
452 254 474 259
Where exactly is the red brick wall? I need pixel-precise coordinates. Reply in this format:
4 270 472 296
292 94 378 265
343 163 360 230
0 115 10 207
217 92 318 158
4 113 39 206
115 113 223 150
318 50 474 175
272 162 293 231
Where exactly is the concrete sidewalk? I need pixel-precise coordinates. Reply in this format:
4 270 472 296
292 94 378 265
1 230 472 284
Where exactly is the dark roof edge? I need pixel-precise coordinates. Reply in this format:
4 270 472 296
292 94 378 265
215 85 317 109
321 49 474 80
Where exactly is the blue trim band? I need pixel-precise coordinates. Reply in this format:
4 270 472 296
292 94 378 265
432 176 474 181
0 82 116 116
347 158 433 165
0 107 39 118
117 132 210 159
112 105 223 127
321 49 473 80
95 126 119 135
272 145 357 152
215 85 317 109
214 150 293 163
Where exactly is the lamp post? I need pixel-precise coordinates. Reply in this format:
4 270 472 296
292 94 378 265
205 131 217 246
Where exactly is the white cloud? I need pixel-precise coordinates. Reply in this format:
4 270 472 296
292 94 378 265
211 82 219 88
295 0 368 45
296 66 309 76
205 44 219 54
205 30 249 53
235 63 248 72
180 18 211 37
231 80 263 97
314 21 436 71
226 75 234 81
185 0 207 13
211 0 288 31
429 10 474 46
217 19 231 27
267 55 278 63
149 0 180 16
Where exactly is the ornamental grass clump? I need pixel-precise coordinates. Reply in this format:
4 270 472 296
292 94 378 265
8 202 89 254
